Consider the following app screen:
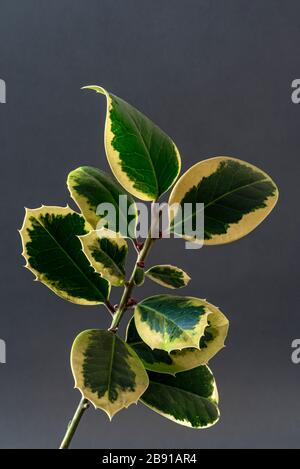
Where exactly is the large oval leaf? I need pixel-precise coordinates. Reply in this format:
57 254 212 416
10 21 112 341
19 206 110 304
79 229 128 286
127 302 228 374
71 329 149 419
67 166 137 238
82 85 181 201
169 156 278 245
140 366 219 428
146 265 190 289
134 295 211 353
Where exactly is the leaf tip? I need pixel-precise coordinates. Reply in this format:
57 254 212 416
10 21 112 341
81 85 106 95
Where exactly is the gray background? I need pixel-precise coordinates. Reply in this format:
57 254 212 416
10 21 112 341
0 0 299 449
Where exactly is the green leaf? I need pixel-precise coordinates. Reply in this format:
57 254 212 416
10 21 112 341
140 366 219 428
19 206 110 305
146 265 190 289
134 295 211 353
71 329 149 419
127 302 228 374
79 228 128 286
67 166 137 238
169 156 279 245
82 85 181 201
134 266 145 286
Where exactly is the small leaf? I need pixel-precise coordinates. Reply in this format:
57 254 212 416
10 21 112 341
146 265 190 289
79 228 128 287
134 295 211 353
82 85 181 201
19 206 110 304
67 166 137 238
134 266 145 286
127 302 228 374
140 366 219 428
71 329 149 419
169 156 279 245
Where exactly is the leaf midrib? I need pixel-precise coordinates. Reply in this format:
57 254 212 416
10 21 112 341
148 269 183 284
34 214 106 300
205 177 271 210
128 340 144 347
113 103 159 196
80 167 132 233
145 379 215 404
107 334 116 401
139 303 205 346
92 241 125 279
173 177 272 230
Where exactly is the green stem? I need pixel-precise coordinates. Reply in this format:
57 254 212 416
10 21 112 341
59 214 158 449
109 231 154 332
59 397 89 449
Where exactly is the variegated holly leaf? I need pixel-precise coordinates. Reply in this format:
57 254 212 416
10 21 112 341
140 366 219 428
67 166 137 238
134 295 211 353
169 156 278 245
82 85 181 201
146 265 190 289
127 302 228 374
19 206 110 305
79 229 128 286
71 329 149 419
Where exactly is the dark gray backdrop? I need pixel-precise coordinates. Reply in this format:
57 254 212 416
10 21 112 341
0 0 299 449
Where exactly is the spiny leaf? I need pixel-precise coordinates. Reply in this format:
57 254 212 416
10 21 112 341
67 166 137 238
82 85 181 201
71 329 149 419
169 156 278 245
134 295 211 353
79 229 128 286
127 302 228 374
19 206 110 305
140 366 219 428
146 265 190 289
